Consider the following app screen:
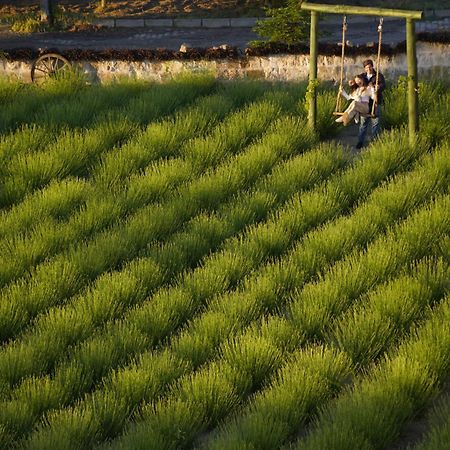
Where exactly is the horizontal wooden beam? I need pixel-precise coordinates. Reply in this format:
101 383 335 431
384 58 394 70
301 2 423 20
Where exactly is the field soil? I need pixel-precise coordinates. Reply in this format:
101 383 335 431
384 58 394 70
1 1 267 19
0 0 444 19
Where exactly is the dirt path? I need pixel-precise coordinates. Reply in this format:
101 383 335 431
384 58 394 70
333 123 360 153
0 16 409 52
0 27 260 51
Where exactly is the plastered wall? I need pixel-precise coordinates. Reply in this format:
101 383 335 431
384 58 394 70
1 42 448 84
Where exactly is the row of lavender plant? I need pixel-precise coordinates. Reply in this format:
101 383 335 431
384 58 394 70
0 75 219 209
0 98 297 342
0 80 273 241
0 125 331 391
4 133 445 449
295 292 450 450
0 88 263 263
99 170 449 450
0 74 215 133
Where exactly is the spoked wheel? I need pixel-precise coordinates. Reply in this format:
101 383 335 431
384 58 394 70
31 53 72 84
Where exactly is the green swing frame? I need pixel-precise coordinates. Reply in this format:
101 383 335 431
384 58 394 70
301 2 423 146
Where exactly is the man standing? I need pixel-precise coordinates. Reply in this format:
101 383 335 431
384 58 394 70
356 59 386 149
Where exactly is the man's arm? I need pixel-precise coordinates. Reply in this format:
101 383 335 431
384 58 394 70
376 72 386 91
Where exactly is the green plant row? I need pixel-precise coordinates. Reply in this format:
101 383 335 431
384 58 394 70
0 77 222 210
288 206 449 340
0 83 158 177
0 79 81 134
11 136 444 449
0 82 272 241
204 257 448 450
0 177 98 245
0 115 322 445
0 125 58 175
26 182 448 450
0 77 28 106
0 117 327 390
100 185 449 449
0 177 92 241
0 75 215 134
119 260 448 450
0 90 254 251
384 80 448 130
329 261 450 369
0 100 290 342
29 81 148 130
296 294 450 450
0 119 135 210
413 396 450 450
0 78 144 134
92 81 275 190
418 91 450 149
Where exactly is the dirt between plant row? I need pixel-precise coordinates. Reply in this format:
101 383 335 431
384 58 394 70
1 31 448 62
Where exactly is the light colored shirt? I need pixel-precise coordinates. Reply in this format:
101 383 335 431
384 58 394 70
341 85 374 103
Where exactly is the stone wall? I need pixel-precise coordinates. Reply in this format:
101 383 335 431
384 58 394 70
1 42 449 83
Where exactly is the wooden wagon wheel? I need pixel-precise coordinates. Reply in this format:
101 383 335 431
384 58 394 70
31 53 72 84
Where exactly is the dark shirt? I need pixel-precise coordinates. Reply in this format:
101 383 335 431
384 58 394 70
363 71 386 105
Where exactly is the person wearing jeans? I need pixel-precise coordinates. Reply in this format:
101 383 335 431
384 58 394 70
356 59 386 149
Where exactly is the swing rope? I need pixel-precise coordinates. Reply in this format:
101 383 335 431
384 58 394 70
371 17 384 116
334 15 347 114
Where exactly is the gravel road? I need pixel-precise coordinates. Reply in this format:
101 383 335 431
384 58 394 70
0 18 417 51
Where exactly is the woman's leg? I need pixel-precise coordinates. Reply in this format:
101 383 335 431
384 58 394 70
334 102 355 125
335 103 353 123
351 102 369 118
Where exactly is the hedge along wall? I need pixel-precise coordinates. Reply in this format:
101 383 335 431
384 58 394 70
1 41 449 83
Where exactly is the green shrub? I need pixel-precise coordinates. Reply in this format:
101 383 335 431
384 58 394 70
252 0 310 45
10 15 46 33
8 7 92 33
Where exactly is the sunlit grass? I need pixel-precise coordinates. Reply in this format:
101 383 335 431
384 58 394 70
0 78 447 450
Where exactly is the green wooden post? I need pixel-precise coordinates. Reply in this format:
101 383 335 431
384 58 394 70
406 18 419 146
308 10 319 131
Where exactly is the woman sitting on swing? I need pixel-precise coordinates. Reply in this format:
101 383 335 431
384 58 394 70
335 74 374 126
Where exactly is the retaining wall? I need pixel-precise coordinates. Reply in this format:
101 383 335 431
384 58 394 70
1 42 448 83
91 14 449 32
